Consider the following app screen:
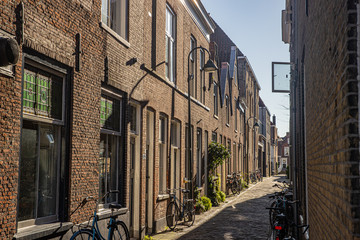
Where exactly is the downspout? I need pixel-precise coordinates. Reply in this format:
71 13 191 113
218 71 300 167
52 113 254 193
357 1 360 184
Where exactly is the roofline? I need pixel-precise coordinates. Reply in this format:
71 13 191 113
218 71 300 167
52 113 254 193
237 56 261 90
195 0 216 31
180 0 216 41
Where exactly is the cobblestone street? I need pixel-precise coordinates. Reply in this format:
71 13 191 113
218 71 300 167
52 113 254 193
152 175 286 240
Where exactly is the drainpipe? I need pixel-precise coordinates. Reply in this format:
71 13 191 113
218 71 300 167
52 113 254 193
357 3 360 175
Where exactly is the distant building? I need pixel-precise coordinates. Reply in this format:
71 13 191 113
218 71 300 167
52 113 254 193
277 132 290 173
270 115 279 175
259 97 271 177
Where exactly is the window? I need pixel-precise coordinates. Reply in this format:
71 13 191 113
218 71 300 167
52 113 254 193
227 139 231 174
196 128 202 187
100 93 123 205
284 146 289 156
199 49 205 104
129 104 138 134
233 142 237 173
101 0 128 40
159 115 168 193
235 104 238 131
211 131 217 143
170 121 180 191
226 95 230 125
185 125 193 181
214 82 218 116
19 59 67 227
165 5 176 82
190 36 197 97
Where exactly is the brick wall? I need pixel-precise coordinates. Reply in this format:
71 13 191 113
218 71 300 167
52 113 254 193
292 0 360 239
0 0 264 238
0 0 22 238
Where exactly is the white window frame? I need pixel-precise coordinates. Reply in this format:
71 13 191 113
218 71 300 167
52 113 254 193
214 82 219 116
101 0 129 40
190 36 197 97
170 120 181 192
226 95 230 125
159 115 168 194
165 5 176 83
196 128 202 187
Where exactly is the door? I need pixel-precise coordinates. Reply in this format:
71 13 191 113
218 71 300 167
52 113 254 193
145 110 154 233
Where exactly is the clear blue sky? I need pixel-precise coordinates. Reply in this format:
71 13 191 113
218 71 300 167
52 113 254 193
202 0 290 137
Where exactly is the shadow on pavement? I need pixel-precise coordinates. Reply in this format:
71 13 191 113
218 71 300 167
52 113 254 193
176 175 287 240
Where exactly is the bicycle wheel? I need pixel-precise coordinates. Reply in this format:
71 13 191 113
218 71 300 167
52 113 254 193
183 201 195 227
269 201 277 228
111 221 130 240
166 201 180 230
237 179 242 192
231 181 238 195
70 229 99 240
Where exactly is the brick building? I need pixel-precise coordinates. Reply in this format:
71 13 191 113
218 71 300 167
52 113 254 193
285 0 360 238
259 97 271 177
270 115 279 175
0 0 266 239
277 132 290 173
211 21 261 182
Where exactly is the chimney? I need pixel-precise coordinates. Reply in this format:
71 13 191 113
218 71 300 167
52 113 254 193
272 115 276 125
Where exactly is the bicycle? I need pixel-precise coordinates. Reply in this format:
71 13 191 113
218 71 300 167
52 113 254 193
226 172 242 195
70 190 130 240
256 169 263 182
250 172 257 183
166 188 195 230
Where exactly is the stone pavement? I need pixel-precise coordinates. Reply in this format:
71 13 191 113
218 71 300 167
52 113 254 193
151 175 287 240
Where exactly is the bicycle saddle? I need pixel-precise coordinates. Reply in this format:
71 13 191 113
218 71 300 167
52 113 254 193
109 203 122 209
182 189 190 193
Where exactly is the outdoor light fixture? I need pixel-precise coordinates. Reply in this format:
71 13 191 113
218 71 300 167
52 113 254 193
203 59 218 72
187 46 217 199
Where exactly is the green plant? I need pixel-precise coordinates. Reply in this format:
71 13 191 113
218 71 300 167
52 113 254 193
200 196 212 211
144 235 153 240
241 179 248 189
218 191 226 202
208 174 224 206
208 142 231 174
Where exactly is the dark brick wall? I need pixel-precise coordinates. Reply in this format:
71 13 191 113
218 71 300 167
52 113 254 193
292 0 360 239
0 0 22 238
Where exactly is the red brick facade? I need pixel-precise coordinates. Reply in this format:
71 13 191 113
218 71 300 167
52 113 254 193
0 1 266 239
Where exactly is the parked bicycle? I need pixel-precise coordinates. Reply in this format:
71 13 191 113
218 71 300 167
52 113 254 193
256 169 263 182
250 172 257 183
226 172 242 195
166 188 195 230
70 190 130 240
267 182 308 240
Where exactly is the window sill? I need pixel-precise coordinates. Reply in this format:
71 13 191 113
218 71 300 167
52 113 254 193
234 130 238 133
14 222 73 240
0 66 14 77
226 123 230 127
157 194 170 201
213 115 218 120
100 22 130 48
97 208 128 220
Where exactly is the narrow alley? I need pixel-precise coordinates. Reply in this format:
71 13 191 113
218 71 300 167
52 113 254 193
153 175 287 240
